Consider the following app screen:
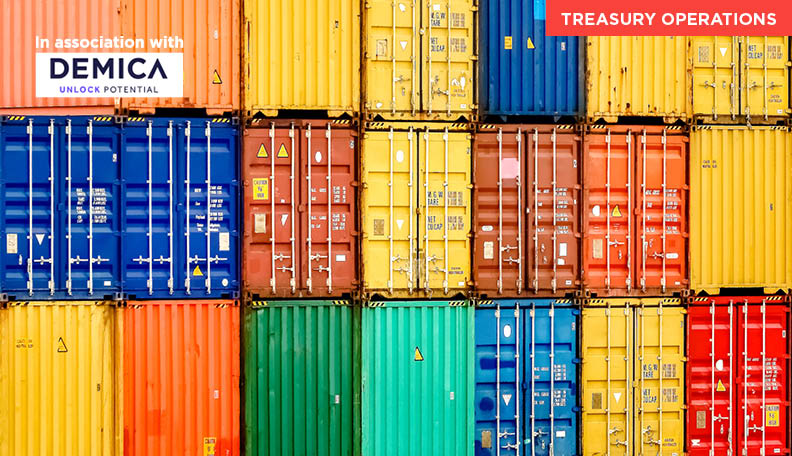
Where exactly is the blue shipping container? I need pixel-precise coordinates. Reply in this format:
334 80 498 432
479 0 582 116
0 116 239 300
475 299 578 456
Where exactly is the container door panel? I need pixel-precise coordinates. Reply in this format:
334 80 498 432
743 36 789 120
691 37 739 119
635 130 688 292
582 307 633 456
300 125 356 295
525 306 578 456
583 130 631 291
528 128 580 293
472 129 524 294
475 307 520 456
687 305 736 456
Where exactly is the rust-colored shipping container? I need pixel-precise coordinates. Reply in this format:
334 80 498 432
0 0 119 114
583 126 689 296
472 124 582 297
242 120 358 298
687 296 790 456
121 0 240 114
123 300 240 456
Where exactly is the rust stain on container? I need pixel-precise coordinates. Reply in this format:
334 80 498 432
123 300 240 456
121 0 240 114
473 125 582 297
242 120 358 298
583 126 689 296
0 0 120 114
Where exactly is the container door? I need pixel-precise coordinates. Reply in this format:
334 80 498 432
635 129 688 292
527 127 580 293
472 128 524 295
66 119 120 297
525 305 578 456
300 124 356 296
736 303 789 456
181 121 238 297
122 121 176 297
691 36 739 120
364 0 418 117
742 36 790 121
582 307 633 456
0 119 57 296
686 304 736 456
634 305 685 455
475 306 520 455
421 0 474 119
362 129 416 294
583 128 632 291
418 129 470 294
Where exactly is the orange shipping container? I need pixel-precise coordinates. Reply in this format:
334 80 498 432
121 0 240 114
0 0 119 114
123 300 240 456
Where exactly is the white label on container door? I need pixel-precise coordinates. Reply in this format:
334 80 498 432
592 205 601 217
254 214 267 233
219 232 230 251
666 252 679 259
396 149 404 163
483 241 494 259
433 4 440 10
104 280 111 286
557 258 565 265
336 254 346 262
559 242 567 257
6 233 18 254
556 430 566 438
449 391 454 400
481 225 493 232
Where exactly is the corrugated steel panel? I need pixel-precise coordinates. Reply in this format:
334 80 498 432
242 121 358 298
0 0 119 114
581 299 685 456
479 0 581 116
244 300 356 456
363 0 476 120
474 299 578 456
473 125 581 296
690 126 792 294
583 126 689 295
687 298 790 456
123 300 240 456
121 0 240 115
691 36 790 123
0 301 121 456
244 0 360 116
361 300 474 456
0 116 122 299
586 37 690 122
361 125 472 298
121 118 239 299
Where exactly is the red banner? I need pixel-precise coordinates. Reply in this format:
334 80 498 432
546 0 792 36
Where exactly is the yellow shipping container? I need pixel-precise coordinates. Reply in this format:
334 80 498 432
361 123 471 297
691 36 790 123
581 299 685 456
363 0 476 120
690 126 792 294
244 0 360 116
0 302 122 456
586 37 691 123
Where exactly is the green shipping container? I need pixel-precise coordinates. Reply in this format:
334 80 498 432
244 300 359 456
362 301 475 456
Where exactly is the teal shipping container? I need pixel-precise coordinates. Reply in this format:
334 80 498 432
243 300 359 456
361 300 475 456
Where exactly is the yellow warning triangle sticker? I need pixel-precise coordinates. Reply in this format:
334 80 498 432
414 346 424 361
193 265 204 277
277 144 289 158
527 37 535 49
257 144 268 158
212 70 222 84
612 205 622 217
716 379 726 392
57 337 68 353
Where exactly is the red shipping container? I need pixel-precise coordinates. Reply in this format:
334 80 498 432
687 296 790 456
472 124 582 296
242 120 358 298
123 300 240 456
582 125 688 295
